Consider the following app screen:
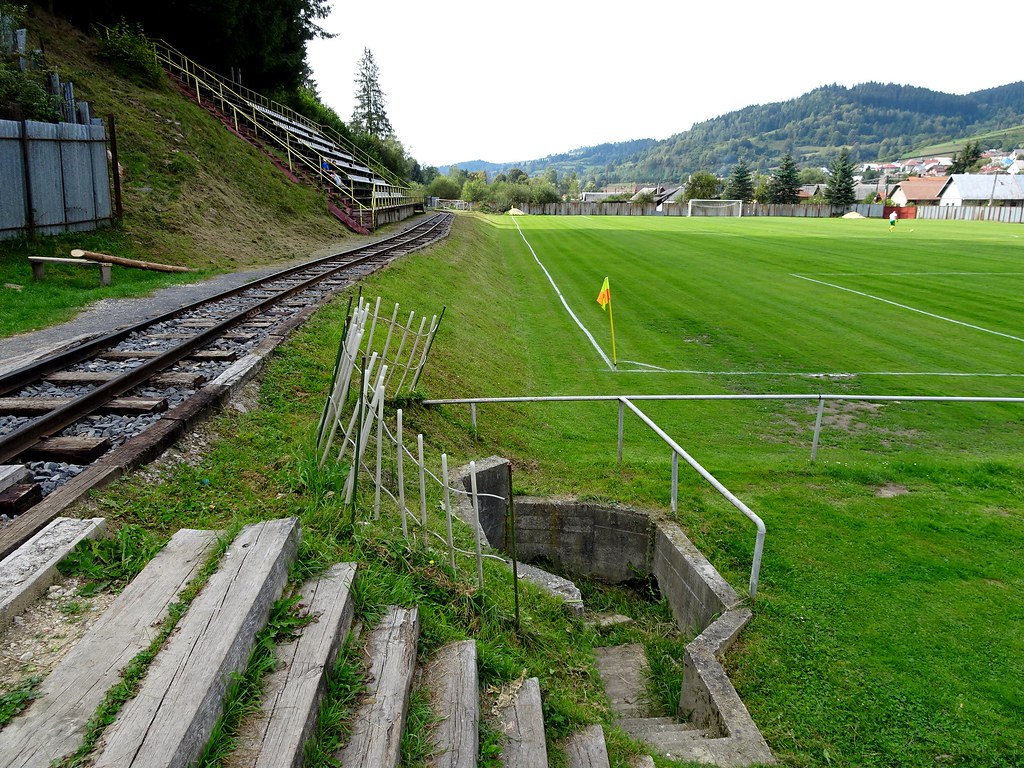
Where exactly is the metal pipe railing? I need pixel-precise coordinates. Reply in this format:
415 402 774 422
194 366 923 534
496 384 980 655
421 391 1024 599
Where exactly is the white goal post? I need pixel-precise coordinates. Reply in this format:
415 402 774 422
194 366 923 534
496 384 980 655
687 199 743 217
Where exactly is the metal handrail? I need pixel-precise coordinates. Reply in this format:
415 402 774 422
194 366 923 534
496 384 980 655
421 391 1024 599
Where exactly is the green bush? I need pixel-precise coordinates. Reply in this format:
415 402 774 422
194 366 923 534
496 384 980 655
0 60 59 120
96 21 163 88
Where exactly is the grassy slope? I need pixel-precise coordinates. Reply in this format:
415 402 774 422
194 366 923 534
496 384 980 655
0 8 351 337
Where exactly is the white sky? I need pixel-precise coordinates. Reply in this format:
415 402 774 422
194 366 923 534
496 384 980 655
306 1 1022 169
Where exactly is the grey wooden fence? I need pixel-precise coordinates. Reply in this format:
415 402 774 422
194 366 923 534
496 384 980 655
0 119 113 240
913 205 1024 224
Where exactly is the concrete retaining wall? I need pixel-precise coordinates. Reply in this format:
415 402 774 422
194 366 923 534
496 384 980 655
453 458 773 764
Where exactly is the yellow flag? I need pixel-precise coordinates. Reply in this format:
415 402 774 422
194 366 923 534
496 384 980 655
596 277 611 310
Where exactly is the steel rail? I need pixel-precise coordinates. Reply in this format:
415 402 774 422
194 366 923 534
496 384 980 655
0 213 450 396
0 213 452 463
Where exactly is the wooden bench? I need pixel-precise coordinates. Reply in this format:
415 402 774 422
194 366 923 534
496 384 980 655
29 256 111 286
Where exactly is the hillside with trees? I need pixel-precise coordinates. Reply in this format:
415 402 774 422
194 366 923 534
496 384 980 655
455 81 1024 187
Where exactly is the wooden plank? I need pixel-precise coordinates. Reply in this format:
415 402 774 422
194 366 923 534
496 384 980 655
151 371 207 388
0 517 106 632
497 677 548 768
232 562 357 768
21 436 111 463
564 725 611 768
92 518 300 768
0 483 42 517
336 605 420 768
0 464 30 493
423 640 478 768
0 397 167 416
0 529 219 768
187 349 238 362
44 370 117 384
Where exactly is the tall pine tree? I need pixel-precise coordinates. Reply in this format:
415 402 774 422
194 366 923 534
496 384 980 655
724 158 754 201
351 48 393 139
768 153 801 204
825 148 856 208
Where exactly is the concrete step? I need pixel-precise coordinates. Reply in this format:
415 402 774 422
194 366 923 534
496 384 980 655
564 724 610 768
0 516 106 631
593 643 652 718
497 676 548 767
422 639 478 768
337 605 421 768
232 561 358 768
616 716 703 739
0 528 218 768
92 517 301 768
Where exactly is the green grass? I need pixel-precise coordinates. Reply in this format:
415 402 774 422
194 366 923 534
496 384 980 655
64 213 1024 767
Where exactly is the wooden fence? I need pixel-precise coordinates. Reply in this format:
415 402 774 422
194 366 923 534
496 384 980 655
913 205 1024 224
0 119 114 240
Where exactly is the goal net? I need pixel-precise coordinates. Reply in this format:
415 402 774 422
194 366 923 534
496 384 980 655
687 199 743 217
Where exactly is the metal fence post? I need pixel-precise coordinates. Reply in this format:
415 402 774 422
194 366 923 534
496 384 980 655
671 451 679 514
811 396 825 462
618 398 625 464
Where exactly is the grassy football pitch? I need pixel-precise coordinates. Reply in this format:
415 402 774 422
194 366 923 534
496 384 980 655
402 213 1024 767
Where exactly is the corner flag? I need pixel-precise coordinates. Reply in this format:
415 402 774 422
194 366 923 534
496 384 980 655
595 277 617 367
596 277 611 310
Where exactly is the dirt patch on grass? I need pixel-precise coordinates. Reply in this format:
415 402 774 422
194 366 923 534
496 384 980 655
875 483 910 498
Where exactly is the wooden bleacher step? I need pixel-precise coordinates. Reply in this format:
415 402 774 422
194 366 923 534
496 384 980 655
496 677 548 767
421 639 478 768
336 605 420 768
92 517 300 768
231 561 358 768
564 724 611 768
0 516 105 631
0 529 219 768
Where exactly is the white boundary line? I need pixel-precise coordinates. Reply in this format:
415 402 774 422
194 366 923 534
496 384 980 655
792 274 1024 343
605 369 1024 377
811 271 1024 277
512 216 614 369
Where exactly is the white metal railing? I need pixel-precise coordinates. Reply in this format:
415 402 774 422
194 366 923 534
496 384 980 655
421 392 1024 599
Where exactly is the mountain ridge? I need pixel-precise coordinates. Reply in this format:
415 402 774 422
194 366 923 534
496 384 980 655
448 80 1024 183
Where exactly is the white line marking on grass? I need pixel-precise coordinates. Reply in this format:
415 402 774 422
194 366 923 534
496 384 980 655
811 271 1024 277
512 216 614 369
605 369 1024 377
792 274 1024 343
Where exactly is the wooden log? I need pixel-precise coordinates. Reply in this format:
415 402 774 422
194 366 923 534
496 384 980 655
336 605 420 768
92 518 300 768
0 529 219 768
0 517 106 633
234 562 358 768
71 249 193 273
423 640 479 768
497 677 548 768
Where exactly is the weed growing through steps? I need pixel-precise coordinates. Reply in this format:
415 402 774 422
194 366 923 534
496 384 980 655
57 524 166 594
194 594 314 766
0 676 42 727
301 634 366 767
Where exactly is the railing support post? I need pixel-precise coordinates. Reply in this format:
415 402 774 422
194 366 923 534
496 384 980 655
617 398 625 464
811 396 825 462
671 451 679 514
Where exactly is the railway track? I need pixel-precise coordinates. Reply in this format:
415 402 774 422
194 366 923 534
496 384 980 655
0 212 453 555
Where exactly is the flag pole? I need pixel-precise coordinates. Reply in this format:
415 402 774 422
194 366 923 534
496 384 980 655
608 290 617 368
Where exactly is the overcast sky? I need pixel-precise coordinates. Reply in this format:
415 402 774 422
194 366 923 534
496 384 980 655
306 1 1022 168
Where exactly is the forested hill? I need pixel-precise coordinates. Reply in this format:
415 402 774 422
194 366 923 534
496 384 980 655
455 81 1024 183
